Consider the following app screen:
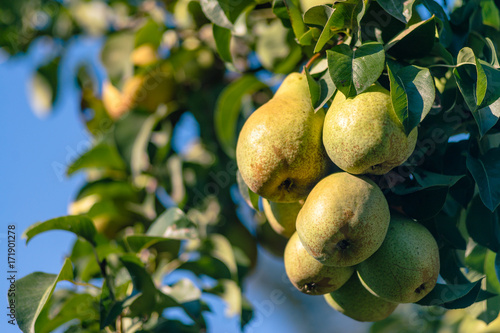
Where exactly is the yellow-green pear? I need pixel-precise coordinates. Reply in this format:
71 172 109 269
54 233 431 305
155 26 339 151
324 273 398 322
296 172 390 267
323 85 417 175
285 232 354 295
236 73 329 203
262 198 303 238
357 213 440 303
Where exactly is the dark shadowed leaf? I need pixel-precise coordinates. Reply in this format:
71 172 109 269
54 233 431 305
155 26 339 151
465 195 500 252
417 280 483 309
467 148 500 212
385 16 436 59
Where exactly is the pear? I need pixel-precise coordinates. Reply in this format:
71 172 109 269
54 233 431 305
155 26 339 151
296 172 390 267
262 198 303 238
236 73 329 203
323 85 417 175
103 62 176 119
357 213 440 303
285 232 354 295
324 273 398 322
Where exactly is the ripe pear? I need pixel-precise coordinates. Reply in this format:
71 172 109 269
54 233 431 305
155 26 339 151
236 73 329 203
357 213 440 303
103 62 176 119
262 198 303 238
285 232 354 295
296 172 390 267
131 44 159 66
323 85 417 175
324 273 398 322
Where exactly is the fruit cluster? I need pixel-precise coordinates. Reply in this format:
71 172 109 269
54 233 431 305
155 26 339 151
236 73 440 322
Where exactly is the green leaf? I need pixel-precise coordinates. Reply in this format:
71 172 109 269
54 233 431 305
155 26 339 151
147 207 198 239
473 98 500 136
124 235 181 254
467 148 500 212
387 63 435 134
23 215 97 246
100 32 135 84
113 110 149 169
304 2 364 53
67 142 126 176
213 24 232 63
385 16 436 59
416 280 483 309
236 171 260 211
35 293 98 333
214 75 267 158
120 255 179 315
305 68 320 107
376 0 413 23
207 234 238 278
200 0 253 29
327 42 385 98
315 68 336 110
12 259 74 333
486 250 500 294
135 19 163 49
75 179 138 201
466 244 487 274
465 195 500 252
481 0 500 30
284 0 307 39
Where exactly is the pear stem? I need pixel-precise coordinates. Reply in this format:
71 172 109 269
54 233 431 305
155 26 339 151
302 53 322 74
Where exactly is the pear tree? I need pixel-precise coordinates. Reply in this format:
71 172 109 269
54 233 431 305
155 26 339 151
4 0 500 331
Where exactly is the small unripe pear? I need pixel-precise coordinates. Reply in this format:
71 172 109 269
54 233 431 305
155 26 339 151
262 199 303 238
285 232 354 295
236 73 329 203
296 172 390 267
324 273 398 322
357 213 440 303
323 85 417 175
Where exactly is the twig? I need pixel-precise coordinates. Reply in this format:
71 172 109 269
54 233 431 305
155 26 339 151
302 53 322 74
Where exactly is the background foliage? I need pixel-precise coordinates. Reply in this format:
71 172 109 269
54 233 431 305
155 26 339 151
4 0 500 332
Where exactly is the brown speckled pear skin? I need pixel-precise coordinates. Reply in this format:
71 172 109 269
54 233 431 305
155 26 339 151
324 273 398 322
262 198 303 238
285 232 354 295
296 172 390 267
323 85 417 175
357 213 440 303
236 73 329 203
